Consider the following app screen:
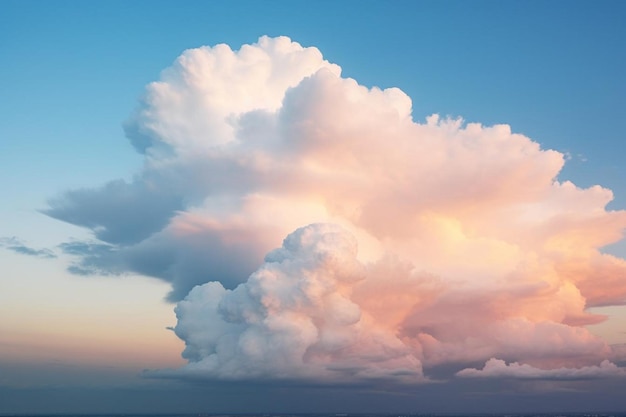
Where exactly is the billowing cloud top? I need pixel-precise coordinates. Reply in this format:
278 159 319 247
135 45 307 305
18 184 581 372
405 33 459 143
45 36 626 383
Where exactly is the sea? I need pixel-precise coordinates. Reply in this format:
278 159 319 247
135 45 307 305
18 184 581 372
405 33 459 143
3 414 626 417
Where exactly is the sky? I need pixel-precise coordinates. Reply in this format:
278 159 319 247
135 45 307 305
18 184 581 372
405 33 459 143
1 0 626 414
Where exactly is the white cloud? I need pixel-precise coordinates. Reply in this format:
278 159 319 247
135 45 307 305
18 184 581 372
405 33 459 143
457 358 626 380
163 223 424 383
45 36 626 382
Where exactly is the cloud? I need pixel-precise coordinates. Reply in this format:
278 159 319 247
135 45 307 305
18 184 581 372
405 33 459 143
0 237 57 259
57 241 119 275
457 358 626 380
45 179 184 245
155 223 424 383
44 36 626 382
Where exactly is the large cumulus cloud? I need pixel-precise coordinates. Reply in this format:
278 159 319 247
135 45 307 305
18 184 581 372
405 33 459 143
45 36 626 382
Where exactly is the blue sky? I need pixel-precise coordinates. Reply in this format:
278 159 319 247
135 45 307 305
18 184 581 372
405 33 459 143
2 1 625 208
1 0 626 413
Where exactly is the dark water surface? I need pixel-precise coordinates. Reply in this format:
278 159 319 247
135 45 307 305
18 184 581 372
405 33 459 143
3 414 626 417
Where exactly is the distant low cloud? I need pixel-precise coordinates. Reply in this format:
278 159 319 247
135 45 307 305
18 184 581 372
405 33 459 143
0 237 56 259
45 36 626 383
457 358 626 380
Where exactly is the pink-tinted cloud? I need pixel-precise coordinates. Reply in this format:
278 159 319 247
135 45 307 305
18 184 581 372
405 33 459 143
161 224 424 383
46 36 626 383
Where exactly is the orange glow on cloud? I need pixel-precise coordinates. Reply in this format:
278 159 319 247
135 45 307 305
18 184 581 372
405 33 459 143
129 37 626 381
43 36 626 383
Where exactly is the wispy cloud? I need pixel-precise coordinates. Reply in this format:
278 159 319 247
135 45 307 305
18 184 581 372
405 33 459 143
57 241 119 275
0 237 56 259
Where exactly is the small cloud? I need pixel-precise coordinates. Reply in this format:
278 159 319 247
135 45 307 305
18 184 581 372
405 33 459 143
0 237 57 259
58 241 115 257
561 151 587 163
456 358 626 380
58 241 121 276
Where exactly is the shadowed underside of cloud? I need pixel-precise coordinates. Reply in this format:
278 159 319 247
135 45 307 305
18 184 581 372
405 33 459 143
45 36 626 384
